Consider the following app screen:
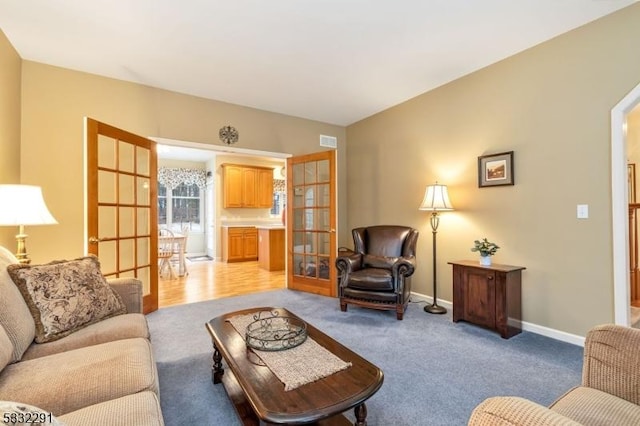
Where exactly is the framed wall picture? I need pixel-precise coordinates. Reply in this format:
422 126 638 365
478 151 514 187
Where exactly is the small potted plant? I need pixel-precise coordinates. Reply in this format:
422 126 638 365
471 238 500 266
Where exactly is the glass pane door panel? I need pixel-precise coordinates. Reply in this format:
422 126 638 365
136 146 150 176
293 232 305 253
293 209 304 230
304 209 315 229
293 254 303 276
318 233 330 256
137 177 150 205
304 187 315 206
137 208 150 235
97 136 116 169
318 160 330 182
293 187 304 207
319 208 330 231
119 207 135 237
293 164 304 185
305 232 317 254
318 256 329 279
305 162 317 184
138 267 150 294
119 174 135 204
98 206 117 239
119 239 135 270
99 240 117 275
137 237 150 265
98 171 117 204
302 255 316 278
318 184 330 206
119 141 135 173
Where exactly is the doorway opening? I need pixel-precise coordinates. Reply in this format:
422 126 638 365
611 81 640 327
151 137 289 308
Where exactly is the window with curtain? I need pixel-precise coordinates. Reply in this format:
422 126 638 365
158 167 206 232
271 179 286 216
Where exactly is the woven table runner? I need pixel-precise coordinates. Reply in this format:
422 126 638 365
227 312 352 391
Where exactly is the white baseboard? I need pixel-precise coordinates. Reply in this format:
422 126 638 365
410 291 585 347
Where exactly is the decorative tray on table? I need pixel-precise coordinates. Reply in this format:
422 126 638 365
245 310 307 351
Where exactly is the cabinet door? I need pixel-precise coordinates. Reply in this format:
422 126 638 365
257 168 274 208
243 229 258 259
463 268 496 328
242 168 258 207
227 229 245 261
223 166 243 208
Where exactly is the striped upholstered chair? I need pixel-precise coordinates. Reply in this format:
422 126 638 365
468 324 640 425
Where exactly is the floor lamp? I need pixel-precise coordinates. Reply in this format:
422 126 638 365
0 185 58 264
419 182 454 314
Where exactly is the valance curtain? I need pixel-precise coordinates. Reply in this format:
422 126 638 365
158 167 207 190
274 179 285 192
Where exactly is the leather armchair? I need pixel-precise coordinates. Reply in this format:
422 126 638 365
335 225 418 320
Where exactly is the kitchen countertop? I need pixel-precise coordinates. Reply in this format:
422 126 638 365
220 223 284 230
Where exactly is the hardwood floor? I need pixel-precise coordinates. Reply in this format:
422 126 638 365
158 259 286 308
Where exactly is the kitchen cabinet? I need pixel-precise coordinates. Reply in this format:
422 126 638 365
258 227 285 271
450 260 525 339
222 227 258 262
222 164 273 208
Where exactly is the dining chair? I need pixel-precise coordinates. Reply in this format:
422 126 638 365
158 228 177 279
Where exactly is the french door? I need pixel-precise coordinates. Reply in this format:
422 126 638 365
85 118 159 313
287 150 337 297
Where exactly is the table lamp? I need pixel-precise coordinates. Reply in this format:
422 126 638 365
418 182 454 314
0 185 58 264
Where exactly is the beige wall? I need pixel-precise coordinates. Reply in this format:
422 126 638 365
0 30 22 247
345 3 640 336
18 62 345 263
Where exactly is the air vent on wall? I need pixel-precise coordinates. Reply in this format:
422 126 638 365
319 134 337 148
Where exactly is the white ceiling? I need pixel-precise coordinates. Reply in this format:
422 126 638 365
0 0 637 126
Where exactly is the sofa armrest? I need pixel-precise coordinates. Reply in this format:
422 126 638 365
468 396 581 426
107 278 143 314
582 324 640 405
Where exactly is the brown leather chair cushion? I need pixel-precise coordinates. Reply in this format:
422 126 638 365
363 254 399 269
347 269 393 291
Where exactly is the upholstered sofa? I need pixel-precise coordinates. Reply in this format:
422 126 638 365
0 246 164 425
468 324 640 425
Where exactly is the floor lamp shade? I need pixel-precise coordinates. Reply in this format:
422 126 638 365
0 185 58 263
419 183 453 314
418 183 453 212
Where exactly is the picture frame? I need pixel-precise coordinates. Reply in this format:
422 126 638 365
478 151 514 188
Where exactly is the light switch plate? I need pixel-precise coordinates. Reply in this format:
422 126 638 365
577 204 589 219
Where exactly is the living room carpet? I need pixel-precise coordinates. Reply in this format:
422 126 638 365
147 289 583 426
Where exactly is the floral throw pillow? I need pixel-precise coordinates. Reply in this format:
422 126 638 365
7 256 126 343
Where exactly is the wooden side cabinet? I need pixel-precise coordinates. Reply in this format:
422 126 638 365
449 260 526 339
222 164 273 208
222 227 258 262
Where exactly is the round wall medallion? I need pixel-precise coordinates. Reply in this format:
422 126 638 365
219 126 239 145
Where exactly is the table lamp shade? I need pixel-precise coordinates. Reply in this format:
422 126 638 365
0 185 58 226
418 183 454 211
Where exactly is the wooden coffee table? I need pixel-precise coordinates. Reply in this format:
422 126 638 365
205 307 384 425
